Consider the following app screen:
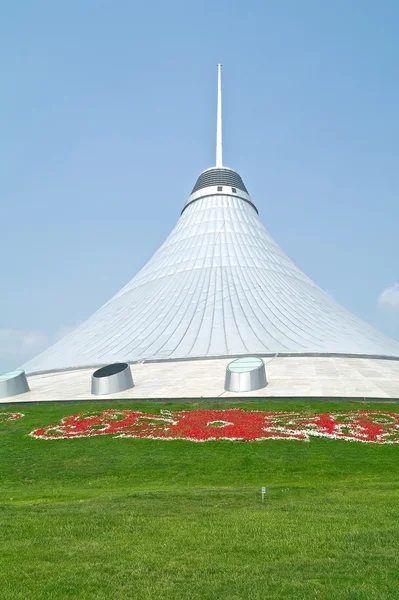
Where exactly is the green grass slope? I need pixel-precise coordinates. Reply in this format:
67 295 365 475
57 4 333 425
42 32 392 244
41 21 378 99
1 399 399 600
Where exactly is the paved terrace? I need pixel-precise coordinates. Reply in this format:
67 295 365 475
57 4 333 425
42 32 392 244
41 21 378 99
2 356 399 403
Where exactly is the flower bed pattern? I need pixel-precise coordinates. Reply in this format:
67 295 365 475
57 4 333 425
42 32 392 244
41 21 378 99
0 412 24 422
31 409 399 443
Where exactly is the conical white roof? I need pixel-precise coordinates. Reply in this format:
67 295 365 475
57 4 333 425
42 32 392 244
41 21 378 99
23 165 399 374
22 65 399 374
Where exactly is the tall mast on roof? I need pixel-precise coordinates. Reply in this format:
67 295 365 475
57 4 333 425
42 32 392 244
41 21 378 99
216 64 223 167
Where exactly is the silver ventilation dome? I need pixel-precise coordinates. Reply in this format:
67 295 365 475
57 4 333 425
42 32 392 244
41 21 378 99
192 167 249 194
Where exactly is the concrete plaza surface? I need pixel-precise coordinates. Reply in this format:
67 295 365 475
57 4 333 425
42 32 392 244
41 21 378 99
2 356 399 403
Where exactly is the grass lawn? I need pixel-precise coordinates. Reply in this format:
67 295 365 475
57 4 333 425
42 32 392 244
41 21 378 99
1 398 399 599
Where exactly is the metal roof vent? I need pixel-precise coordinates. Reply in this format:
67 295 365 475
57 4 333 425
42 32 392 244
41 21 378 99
224 357 267 392
91 362 134 395
0 370 30 399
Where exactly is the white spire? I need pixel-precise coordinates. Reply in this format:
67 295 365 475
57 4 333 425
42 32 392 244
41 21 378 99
216 64 223 167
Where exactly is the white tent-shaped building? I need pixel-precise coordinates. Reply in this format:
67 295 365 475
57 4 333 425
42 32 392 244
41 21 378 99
23 66 399 376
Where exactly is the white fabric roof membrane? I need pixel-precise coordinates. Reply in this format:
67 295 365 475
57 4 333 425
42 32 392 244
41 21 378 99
23 167 399 374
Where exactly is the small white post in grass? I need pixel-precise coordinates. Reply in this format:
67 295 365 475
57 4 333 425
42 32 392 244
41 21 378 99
261 486 266 501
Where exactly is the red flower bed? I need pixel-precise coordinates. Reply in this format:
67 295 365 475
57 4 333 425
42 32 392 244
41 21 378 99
30 409 399 443
0 412 24 422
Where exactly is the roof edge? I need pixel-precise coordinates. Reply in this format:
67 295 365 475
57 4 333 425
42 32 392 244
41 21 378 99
24 351 399 377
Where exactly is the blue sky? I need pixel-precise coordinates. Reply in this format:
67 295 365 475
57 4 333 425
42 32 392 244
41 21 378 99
1 0 398 372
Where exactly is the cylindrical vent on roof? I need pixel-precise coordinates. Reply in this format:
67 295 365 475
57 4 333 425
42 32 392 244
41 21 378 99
0 370 30 399
224 357 267 392
91 363 134 395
